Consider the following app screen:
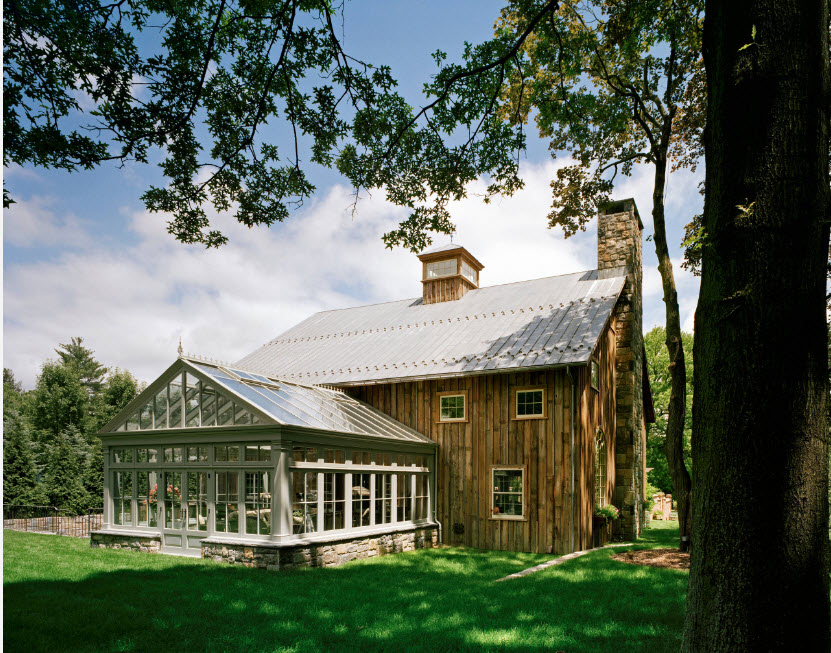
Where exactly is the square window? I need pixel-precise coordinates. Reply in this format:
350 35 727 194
438 393 466 422
492 467 524 519
515 389 545 418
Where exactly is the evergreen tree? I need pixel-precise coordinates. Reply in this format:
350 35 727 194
82 442 104 510
31 360 89 437
3 426 38 505
89 368 140 433
43 430 89 513
55 337 108 394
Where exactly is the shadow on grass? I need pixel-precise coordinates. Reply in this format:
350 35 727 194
4 528 685 653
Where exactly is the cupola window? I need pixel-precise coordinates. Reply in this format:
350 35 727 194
425 259 457 279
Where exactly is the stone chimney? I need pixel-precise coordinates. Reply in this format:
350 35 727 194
597 199 645 541
417 244 484 305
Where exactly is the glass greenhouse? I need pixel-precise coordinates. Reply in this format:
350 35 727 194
97 357 437 557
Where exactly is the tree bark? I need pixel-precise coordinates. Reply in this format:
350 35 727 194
683 0 830 649
652 147 693 553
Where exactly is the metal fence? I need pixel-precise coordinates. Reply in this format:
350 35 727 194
3 504 103 538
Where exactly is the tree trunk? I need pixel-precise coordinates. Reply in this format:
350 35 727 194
652 145 693 553
683 0 830 649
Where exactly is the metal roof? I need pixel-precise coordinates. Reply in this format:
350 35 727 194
236 268 626 386
421 243 468 255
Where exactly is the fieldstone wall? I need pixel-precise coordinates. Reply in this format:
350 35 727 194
91 531 162 553
203 526 439 571
597 199 645 541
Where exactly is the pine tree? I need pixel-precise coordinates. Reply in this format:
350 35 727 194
82 442 104 510
3 426 38 505
43 431 89 514
55 337 108 394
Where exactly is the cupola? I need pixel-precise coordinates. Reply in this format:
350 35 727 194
417 244 484 304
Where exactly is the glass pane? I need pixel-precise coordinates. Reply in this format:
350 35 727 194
259 445 271 462
185 373 200 427
154 388 167 429
335 450 345 464
305 447 317 463
165 472 183 529
147 448 158 464
188 447 198 463
215 446 227 462
228 445 239 462
517 390 543 417
140 403 153 430
201 383 217 426
169 375 183 428
137 471 158 527
294 447 305 463
198 447 208 462
245 446 258 462
137 448 148 463
492 469 523 517
217 396 233 426
126 412 139 431
235 406 251 425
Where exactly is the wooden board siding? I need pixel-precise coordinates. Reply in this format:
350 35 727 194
577 321 617 551
346 323 617 555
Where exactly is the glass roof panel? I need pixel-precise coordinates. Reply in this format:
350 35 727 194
214 377 328 430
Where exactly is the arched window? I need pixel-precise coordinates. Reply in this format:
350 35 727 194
594 429 606 507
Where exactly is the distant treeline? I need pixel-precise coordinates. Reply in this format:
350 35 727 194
4 338 142 513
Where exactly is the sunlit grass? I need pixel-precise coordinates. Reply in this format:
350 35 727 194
4 522 685 652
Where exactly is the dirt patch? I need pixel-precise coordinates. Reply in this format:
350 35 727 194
611 548 690 571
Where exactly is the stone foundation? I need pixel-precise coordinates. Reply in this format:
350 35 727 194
90 526 439 571
90 530 162 553
203 526 439 571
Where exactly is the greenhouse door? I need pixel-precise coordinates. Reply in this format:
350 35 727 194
160 470 210 556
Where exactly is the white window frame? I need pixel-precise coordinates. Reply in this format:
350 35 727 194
513 387 546 420
437 391 468 422
490 465 525 521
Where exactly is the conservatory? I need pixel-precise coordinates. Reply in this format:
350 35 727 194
92 357 439 569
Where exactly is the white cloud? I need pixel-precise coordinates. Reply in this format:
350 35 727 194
3 195 94 248
3 160 702 388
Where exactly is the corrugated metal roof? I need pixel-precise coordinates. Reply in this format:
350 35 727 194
236 268 626 386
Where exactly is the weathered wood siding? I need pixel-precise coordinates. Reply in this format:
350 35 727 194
348 322 616 554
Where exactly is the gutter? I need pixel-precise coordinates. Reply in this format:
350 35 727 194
566 366 576 553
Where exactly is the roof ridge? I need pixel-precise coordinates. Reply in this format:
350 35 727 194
306 267 617 318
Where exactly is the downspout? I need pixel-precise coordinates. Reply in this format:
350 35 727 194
566 366 576 553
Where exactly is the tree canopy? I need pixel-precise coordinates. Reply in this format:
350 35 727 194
3 342 141 512
5 0 561 249
644 326 692 493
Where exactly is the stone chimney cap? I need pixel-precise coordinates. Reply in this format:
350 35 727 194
599 198 643 230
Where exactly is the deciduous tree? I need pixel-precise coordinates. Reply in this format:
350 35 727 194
683 0 830 647
643 326 692 494
497 0 701 548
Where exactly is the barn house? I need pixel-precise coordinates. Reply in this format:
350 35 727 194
92 199 653 568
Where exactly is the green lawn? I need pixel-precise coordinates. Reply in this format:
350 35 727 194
4 521 686 652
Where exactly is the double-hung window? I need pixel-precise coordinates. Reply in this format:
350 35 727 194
491 466 524 519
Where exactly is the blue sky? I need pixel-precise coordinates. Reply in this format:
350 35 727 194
3 1 702 389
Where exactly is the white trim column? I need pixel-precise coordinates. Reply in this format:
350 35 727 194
271 441 292 540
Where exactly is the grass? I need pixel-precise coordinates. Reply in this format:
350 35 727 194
4 521 686 652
